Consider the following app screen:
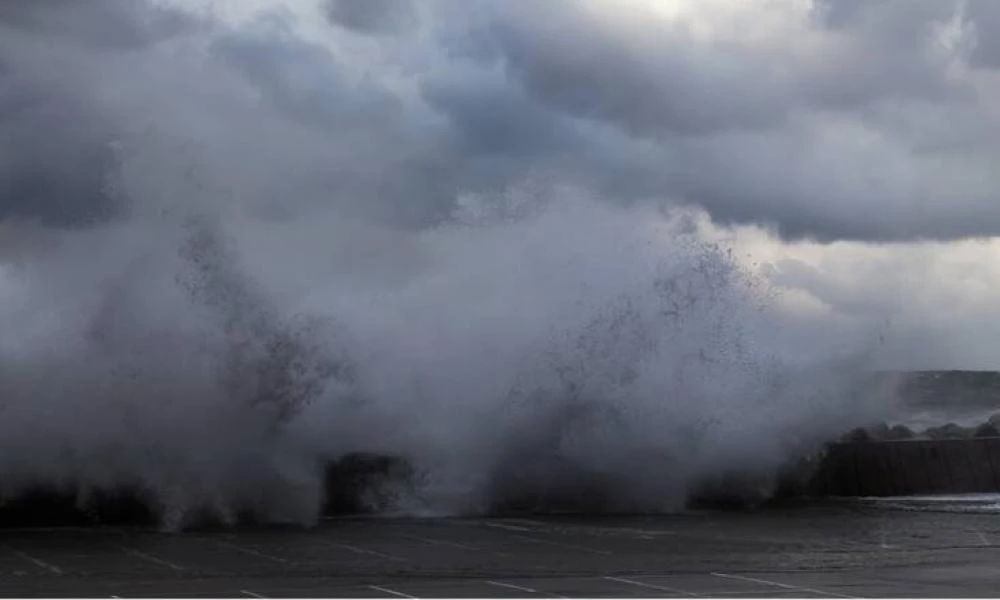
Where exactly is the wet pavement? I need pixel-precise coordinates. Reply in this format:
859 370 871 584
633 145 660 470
3 503 1000 597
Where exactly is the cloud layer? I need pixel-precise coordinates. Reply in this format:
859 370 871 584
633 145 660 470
4 0 1000 241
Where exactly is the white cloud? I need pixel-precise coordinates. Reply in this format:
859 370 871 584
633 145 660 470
717 220 1000 370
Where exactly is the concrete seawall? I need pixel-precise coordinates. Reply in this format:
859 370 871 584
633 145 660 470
5 440 1000 527
809 437 1000 496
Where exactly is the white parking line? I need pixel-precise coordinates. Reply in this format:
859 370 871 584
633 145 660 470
712 572 859 599
709 592 833 596
120 546 185 572
970 528 991 546
240 590 266 599
484 526 611 556
398 534 480 551
4 546 63 576
485 580 567 598
513 533 612 556
213 540 288 564
878 530 895 550
484 522 533 532
486 580 542 594
598 526 677 538
369 584 417 598
504 519 668 539
504 518 559 530
324 541 407 562
603 576 700 597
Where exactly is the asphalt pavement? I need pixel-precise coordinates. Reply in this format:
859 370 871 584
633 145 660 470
2 503 1000 597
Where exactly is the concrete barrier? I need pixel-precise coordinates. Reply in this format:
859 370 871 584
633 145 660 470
894 440 933 495
5 439 1000 527
813 437 1000 496
0 453 414 528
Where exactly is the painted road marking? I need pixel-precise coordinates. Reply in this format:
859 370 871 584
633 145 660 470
240 590 266 598
397 534 480 551
603 576 700 597
505 533 612 556
369 584 417 598
486 580 542 594
324 541 407 562
507 519 662 540
213 540 288 564
482 522 610 555
5 546 63 576
708 592 827 596
712 572 858 599
120 545 185 572
484 522 533 532
879 530 896 550
602 526 678 536
970 528 991 546
486 580 566 598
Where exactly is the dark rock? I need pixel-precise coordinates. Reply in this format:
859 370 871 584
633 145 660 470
687 472 772 510
0 453 418 529
772 452 826 499
844 427 871 442
323 452 415 515
0 485 157 528
868 422 891 440
887 424 914 440
925 422 971 439
486 453 621 514
974 422 1000 437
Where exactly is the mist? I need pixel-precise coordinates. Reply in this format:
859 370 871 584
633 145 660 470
0 0 930 527
0 196 895 526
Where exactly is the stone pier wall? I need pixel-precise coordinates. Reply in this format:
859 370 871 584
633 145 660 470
810 437 1000 496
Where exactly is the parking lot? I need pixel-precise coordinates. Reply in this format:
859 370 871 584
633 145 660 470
3 504 1000 597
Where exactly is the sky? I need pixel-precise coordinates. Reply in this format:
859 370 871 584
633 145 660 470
2 0 1000 371
3 0 1000 520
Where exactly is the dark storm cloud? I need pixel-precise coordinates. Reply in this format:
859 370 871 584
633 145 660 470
204 12 459 227
0 0 202 227
7 0 1000 241
421 75 578 158
0 0 199 50
211 17 399 133
484 1 786 138
323 0 416 36
454 0 998 242
0 91 119 228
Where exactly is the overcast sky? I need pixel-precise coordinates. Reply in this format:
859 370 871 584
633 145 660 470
3 0 1000 369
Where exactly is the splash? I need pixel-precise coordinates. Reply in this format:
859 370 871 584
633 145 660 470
314 198 894 514
0 182 898 527
0 0 903 525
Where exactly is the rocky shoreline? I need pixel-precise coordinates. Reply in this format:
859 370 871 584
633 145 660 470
844 414 1000 442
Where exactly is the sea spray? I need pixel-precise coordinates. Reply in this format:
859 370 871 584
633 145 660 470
281 198 897 514
0 192 897 525
0 217 354 528
0 0 905 525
